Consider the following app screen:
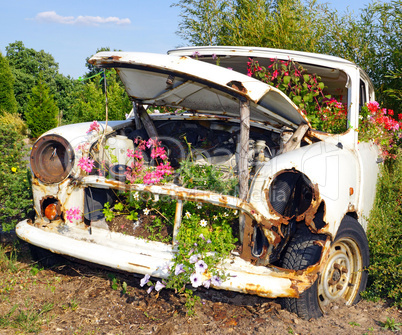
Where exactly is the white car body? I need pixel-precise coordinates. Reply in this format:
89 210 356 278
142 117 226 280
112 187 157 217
17 46 380 301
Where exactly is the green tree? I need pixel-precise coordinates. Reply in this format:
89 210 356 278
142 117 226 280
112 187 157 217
69 69 131 123
5 41 76 118
25 72 59 138
0 52 18 115
173 0 402 112
172 0 230 45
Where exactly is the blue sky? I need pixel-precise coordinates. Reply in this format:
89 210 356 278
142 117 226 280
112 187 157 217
0 0 382 79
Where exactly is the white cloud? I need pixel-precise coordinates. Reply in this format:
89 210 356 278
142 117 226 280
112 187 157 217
34 11 131 26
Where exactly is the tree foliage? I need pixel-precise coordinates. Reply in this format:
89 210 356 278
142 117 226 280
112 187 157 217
173 0 402 112
5 41 76 119
0 52 18 115
25 72 59 138
68 69 132 123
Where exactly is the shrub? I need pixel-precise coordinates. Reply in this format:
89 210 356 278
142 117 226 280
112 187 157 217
0 123 33 232
363 151 402 308
0 112 28 136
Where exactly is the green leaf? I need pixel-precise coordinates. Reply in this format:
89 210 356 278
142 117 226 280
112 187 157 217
114 202 124 211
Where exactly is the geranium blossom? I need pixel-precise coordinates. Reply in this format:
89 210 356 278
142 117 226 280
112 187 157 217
78 156 94 173
86 120 101 133
65 207 81 223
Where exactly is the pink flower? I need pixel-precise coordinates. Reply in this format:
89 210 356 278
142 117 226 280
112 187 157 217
65 207 81 223
78 156 95 173
87 121 101 134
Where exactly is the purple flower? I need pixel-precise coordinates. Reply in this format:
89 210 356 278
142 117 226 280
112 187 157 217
211 275 222 287
192 51 201 58
140 274 150 287
190 272 202 288
203 279 211 289
147 285 154 294
207 239 212 244
199 233 205 241
212 54 217 60
174 263 185 276
195 260 208 274
155 281 165 292
189 254 198 264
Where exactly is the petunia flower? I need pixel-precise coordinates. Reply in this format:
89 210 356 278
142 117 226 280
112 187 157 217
174 263 185 276
155 281 165 292
147 285 154 294
189 254 198 264
211 275 222 287
195 260 208 274
190 272 202 288
202 279 211 289
140 274 150 287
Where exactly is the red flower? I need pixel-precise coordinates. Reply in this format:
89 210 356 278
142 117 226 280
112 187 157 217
388 109 394 116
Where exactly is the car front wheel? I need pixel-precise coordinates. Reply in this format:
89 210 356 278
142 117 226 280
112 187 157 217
280 216 369 320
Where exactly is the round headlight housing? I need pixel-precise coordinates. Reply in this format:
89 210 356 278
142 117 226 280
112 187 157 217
268 170 314 218
30 134 75 184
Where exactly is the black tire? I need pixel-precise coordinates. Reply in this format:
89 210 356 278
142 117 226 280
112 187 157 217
280 216 369 320
29 244 65 268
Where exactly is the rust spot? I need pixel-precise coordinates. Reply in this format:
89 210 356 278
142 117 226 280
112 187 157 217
128 263 151 269
226 80 247 93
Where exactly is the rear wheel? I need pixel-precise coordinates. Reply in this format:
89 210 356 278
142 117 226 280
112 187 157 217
280 216 369 319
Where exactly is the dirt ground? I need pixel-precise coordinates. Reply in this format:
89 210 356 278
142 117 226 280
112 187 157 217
0 242 401 335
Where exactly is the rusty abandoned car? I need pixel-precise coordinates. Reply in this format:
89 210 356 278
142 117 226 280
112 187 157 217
17 46 381 319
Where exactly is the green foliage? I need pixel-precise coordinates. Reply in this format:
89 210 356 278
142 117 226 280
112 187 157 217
5 41 60 116
25 72 59 138
363 152 402 308
174 0 402 113
68 69 131 123
248 58 347 133
0 52 18 115
0 123 32 232
0 112 28 136
379 317 402 332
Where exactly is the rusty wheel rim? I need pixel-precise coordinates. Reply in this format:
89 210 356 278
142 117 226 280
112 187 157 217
317 237 362 308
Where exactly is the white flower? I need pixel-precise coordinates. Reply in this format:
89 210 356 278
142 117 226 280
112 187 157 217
233 210 238 215
143 208 150 215
140 274 150 287
174 264 185 276
133 192 139 200
155 281 165 292
195 260 208 274
199 219 208 227
190 272 202 288
203 279 211 289
211 275 222 287
213 215 218 220
189 254 198 264
185 211 191 219
196 203 202 209
223 212 229 217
